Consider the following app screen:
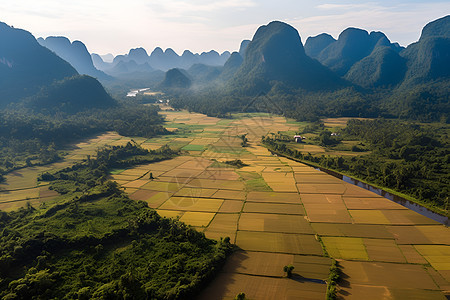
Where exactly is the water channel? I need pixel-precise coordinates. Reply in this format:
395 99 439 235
314 166 449 226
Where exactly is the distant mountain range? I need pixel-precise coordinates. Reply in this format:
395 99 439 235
91 47 231 76
0 22 115 112
166 15 449 122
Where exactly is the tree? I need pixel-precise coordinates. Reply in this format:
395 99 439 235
240 134 249 147
283 265 294 278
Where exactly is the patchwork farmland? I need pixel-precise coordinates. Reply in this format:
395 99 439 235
1 108 449 299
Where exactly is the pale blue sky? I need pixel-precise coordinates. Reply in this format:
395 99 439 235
1 0 449 55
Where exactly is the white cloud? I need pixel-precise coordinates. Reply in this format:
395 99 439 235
316 3 380 10
147 0 257 20
153 0 257 13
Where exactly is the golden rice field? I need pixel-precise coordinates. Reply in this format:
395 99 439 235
1 110 449 299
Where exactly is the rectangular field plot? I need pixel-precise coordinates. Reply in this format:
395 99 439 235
291 166 316 172
353 210 441 225
338 260 440 290
342 196 406 210
177 159 213 170
211 189 246 200
173 187 217 198
416 226 450 245
386 226 434 244
322 237 369 260
311 223 393 239
207 213 239 232
154 176 193 184
158 197 223 212
223 251 294 277
414 245 450 274
382 210 440 225
140 181 185 193
293 256 332 281
238 213 314 234
205 213 239 242
0 187 40 202
300 194 343 204
342 184 384 197
181 144 206 152
197 170 240 180
218 200 243 213
261 172 294 182
0 198 52 212
236 231 323 255
129 190 172 208
0 167 47 190
266 181 298 192
146 192 173 208
186 179 245 190
338 284 446 300
243 202 305 215
136 162 175 172
303 203 353 223
246 192 300 204
425 267 450 291
179 212 215 227
188 138 219 145
122 179 150 189
349 210 391 224
129 189 160 201
294 173 342 184
363 238 406 263
197 272 326 300
297 183 346 194
160 168 205 178
398 245 428 264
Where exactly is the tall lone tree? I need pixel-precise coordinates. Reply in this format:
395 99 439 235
283 265 295 278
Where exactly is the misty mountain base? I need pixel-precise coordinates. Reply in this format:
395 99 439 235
0 144 232 299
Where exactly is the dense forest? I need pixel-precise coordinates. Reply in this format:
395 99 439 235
262 119 449 215
0 103 168 182
168 81 449 123
169 86 384 122
0 143 232 299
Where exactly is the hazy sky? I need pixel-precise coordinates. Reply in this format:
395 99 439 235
1 0 449 56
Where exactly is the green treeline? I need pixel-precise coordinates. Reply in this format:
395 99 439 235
168 81 449 123
0 104 168 181
0 143 232 299
263 119 449 214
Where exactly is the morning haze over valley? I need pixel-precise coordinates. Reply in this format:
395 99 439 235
0 1 449 299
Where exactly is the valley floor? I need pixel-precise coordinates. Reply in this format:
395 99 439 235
1 108 449 299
